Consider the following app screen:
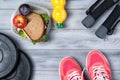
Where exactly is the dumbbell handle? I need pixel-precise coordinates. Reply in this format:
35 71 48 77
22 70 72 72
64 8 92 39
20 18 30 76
95 4 120 39
90 0 118 20
103 4 120 34
86 0 102 15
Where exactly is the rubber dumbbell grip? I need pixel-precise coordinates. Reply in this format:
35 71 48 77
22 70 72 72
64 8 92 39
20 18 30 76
86 0 101 15
102 4 120 31
90 0 116 20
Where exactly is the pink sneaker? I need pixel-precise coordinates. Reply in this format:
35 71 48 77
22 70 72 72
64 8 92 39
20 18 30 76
59 57 85 80
86 50 112 80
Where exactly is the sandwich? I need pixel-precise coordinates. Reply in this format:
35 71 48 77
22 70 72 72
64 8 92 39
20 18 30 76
13 4 50 44
23 13 45 42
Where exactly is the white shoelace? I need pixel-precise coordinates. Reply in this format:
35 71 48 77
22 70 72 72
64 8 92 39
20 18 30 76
67 68 85 80
92 66 109 80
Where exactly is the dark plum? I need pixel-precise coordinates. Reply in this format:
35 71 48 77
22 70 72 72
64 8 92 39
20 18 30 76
19 4 31 16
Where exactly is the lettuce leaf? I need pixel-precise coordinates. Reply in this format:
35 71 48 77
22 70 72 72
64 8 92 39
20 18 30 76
18 30 27 39
41 35 48 42
41 13 50 21
32 41 37 45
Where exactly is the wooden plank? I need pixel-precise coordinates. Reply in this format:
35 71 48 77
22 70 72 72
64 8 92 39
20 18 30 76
0 0 96 9
0 10 86 30
24 49 120 71
1 30 120 49
32 71 59 80
32 70 120 80
0 9 115 30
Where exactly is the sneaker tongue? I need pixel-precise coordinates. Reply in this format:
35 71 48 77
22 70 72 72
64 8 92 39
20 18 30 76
67 70 82 80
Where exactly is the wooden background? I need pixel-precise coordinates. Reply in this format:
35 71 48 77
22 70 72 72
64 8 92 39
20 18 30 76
0 0 120 80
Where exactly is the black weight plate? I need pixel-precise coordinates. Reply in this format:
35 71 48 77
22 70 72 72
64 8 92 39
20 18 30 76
0 33 18 78
4 51 32 80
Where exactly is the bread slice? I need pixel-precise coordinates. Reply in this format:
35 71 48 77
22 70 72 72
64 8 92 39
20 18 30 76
23 13 45 42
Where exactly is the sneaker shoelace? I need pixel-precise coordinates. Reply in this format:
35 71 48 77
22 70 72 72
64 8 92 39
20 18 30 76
67 68 85 80
92 66 109 80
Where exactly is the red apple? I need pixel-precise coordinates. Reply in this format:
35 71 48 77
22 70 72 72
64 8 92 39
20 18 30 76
13 14 27 28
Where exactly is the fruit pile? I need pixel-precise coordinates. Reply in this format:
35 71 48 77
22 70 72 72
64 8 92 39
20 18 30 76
13 4 50 44
51 0 67 28
13 4 30 29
